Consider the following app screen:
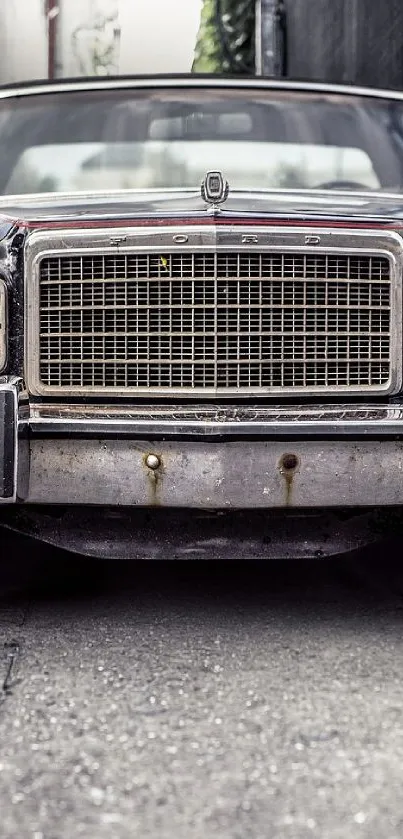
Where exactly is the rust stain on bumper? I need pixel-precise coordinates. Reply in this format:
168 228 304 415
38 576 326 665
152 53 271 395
279 453 300 506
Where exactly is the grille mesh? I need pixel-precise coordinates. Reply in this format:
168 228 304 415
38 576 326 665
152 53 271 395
38 252 392 393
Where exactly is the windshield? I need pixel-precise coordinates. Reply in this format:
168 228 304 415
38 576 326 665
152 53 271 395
1 88 403 196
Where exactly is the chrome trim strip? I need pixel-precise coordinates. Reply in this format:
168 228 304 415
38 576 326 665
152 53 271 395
26 403 403 437
25 225 403 399
4 77 403 102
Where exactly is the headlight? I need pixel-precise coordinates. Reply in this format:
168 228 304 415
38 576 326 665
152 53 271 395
0 279 7 371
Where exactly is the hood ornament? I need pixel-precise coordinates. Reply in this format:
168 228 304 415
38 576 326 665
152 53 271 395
201 171 229 209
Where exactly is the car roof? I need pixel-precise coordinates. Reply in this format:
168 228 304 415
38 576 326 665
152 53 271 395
1 73 403 102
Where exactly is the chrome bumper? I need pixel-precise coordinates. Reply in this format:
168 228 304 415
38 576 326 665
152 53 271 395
0 384 398 507
22 436 403 507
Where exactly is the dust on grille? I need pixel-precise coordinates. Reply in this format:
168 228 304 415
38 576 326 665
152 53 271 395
38 252 392 392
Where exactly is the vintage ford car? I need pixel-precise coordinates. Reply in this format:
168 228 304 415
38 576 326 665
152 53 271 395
1 74 403 559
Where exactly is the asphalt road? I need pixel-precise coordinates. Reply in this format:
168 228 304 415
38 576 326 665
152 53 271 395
1 537 403 839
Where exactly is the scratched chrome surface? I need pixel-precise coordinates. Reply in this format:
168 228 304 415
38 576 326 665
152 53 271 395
22 402 403 440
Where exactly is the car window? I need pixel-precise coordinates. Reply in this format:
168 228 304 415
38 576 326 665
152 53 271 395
4 141 380 194
0 89 401 196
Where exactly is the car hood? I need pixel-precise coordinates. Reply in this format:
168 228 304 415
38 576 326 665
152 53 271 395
1 188 403 227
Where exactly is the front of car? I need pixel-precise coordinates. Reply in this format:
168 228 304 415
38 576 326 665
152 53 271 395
1 75 403 558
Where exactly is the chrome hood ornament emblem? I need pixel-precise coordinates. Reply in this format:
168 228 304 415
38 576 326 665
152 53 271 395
201 171 229 208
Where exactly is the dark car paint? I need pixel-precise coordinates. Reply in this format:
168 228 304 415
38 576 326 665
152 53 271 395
1 189 403 227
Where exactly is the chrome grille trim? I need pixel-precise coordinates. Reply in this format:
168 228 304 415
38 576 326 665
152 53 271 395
25 403 403 439
25 226 403 398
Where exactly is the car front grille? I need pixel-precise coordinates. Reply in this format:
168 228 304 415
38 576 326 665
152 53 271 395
37 250 392 395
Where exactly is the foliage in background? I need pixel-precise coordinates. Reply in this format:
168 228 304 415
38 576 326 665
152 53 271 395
192 0 256 74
